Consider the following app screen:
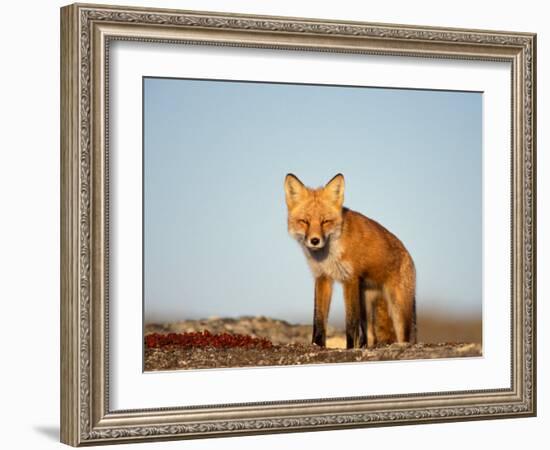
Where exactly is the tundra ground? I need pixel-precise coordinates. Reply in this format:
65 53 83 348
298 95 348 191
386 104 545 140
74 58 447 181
144 316 482 371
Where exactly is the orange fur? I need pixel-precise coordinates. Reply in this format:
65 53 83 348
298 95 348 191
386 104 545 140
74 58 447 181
284 173 416 349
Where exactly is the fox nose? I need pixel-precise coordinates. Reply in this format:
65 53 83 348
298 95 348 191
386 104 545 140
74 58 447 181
310 237 320 246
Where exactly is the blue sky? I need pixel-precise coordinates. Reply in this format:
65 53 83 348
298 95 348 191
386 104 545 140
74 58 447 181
143 77 482 325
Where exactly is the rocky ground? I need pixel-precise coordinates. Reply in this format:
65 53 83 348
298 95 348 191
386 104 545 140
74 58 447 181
144 316 482 371
145 316 346 347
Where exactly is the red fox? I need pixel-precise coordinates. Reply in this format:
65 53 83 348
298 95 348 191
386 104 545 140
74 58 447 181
284 173 416 349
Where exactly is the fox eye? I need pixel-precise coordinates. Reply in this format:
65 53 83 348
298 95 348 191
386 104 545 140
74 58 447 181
298 219 309 226
322 219 333 225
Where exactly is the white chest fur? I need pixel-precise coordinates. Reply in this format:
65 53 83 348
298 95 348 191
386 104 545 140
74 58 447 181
304 239 352 281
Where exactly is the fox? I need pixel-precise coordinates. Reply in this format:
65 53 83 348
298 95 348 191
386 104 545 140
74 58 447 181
284 173 416 349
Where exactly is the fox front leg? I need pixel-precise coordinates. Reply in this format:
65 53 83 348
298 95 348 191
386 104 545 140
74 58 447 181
343 278 361 349
312 276 333 347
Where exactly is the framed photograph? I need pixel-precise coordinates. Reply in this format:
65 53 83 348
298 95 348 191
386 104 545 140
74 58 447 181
60 3 536 446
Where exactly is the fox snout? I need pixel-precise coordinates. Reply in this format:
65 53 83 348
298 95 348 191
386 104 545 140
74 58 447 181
310 237 321 246
286 222 327 250
306 237 324 250
304 226 326 250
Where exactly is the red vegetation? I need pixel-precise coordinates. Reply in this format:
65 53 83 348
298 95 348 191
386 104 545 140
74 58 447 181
145 331 273 350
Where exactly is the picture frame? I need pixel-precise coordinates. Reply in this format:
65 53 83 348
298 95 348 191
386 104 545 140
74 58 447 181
60 2 536 446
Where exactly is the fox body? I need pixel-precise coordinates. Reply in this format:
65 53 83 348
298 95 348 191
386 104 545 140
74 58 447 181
284 173 416 349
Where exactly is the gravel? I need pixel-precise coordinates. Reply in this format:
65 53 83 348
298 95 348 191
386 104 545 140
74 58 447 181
144 317 482 371
145 343 482 371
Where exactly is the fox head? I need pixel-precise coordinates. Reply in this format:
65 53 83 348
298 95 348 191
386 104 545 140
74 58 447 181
284 173 345 251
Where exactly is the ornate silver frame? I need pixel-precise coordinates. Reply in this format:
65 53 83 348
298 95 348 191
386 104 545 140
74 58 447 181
60 3 536 446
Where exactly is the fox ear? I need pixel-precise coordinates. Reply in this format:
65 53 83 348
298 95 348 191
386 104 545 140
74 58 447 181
284 174 306 208
323 173 345 207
